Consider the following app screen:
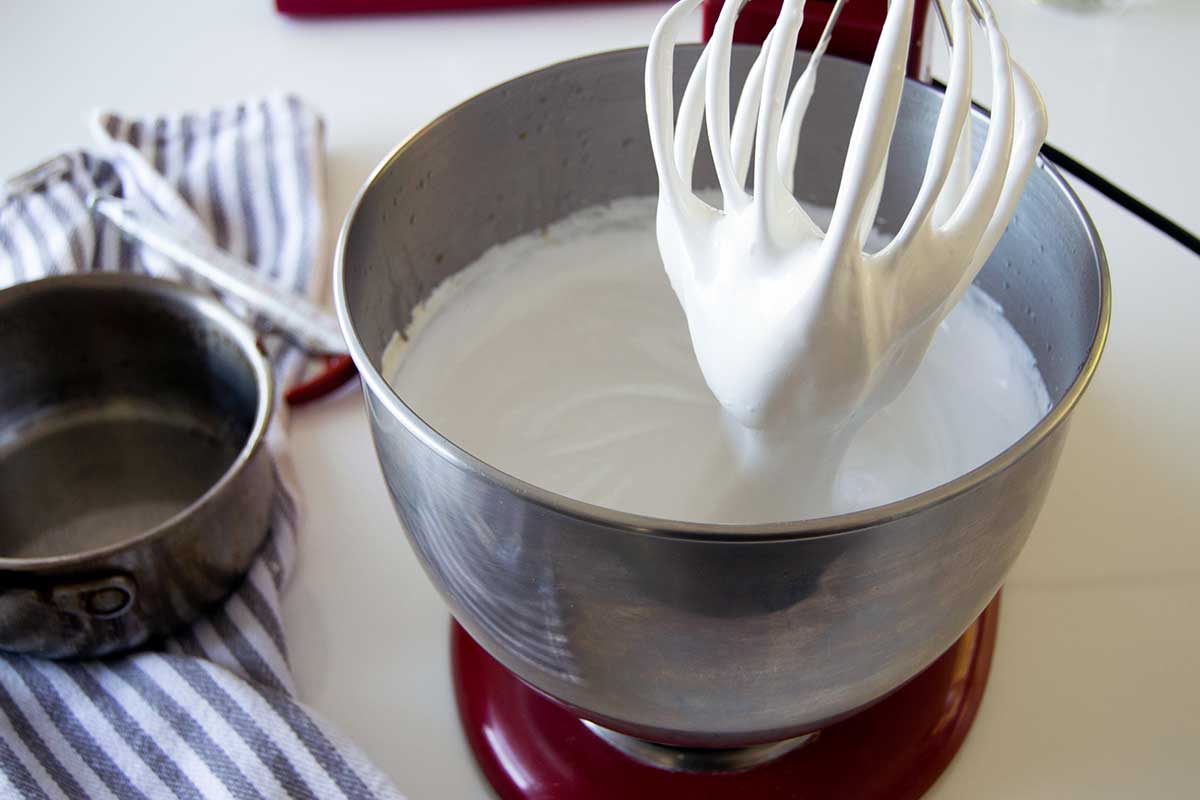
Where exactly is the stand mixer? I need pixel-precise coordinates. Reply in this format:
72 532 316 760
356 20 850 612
334 11 1109 799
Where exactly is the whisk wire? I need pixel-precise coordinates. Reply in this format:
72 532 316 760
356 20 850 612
932 0 988 49
929 0 1200 256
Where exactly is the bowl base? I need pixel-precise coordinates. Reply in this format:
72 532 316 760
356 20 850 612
451 592 1000 799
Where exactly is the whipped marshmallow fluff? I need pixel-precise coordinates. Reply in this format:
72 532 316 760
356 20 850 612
645 0 1047 507
383 0 1051 524
384 198 1049 524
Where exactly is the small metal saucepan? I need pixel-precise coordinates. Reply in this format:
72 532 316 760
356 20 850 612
0 202 352 658
0 273 275 657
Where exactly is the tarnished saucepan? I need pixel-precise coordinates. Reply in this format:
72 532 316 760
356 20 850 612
0 273 275 658
335 46 1109 754
0 192 352 658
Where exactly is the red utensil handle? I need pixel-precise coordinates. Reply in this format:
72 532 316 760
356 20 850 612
285 355 359 407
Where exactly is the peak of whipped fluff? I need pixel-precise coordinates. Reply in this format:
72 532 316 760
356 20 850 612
645 0 1047 461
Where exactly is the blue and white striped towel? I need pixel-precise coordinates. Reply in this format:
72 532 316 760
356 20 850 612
0 96 404 800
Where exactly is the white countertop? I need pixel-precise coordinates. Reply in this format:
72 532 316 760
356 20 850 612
3 1 1198 797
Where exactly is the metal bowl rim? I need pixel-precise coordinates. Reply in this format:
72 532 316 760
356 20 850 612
0 272 275 568
334 45 1111 544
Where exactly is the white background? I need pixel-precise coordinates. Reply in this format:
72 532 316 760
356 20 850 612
2 1 1198 797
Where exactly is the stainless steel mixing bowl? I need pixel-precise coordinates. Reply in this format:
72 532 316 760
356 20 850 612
335 47 1109 749
0 273 275 658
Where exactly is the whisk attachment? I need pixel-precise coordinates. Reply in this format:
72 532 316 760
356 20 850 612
645 0 1047 433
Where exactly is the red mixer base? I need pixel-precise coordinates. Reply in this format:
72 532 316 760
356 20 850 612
451 593 1000 800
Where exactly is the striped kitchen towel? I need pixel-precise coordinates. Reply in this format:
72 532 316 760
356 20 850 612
0 96 404 800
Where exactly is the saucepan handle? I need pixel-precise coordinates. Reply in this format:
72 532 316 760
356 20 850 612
49 573 138 620
0 571 140 657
